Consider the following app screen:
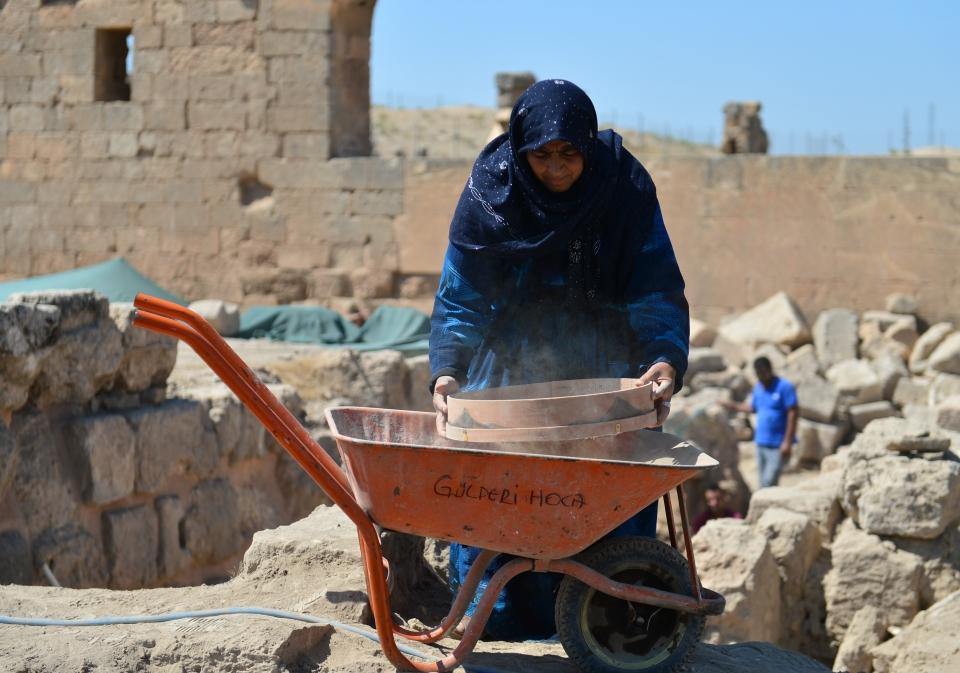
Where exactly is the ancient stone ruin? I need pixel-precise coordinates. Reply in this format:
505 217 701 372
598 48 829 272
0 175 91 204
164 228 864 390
720 101 769 154
486 70 536 143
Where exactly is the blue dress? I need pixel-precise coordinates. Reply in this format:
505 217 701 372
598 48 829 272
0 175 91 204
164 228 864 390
428 79 689 640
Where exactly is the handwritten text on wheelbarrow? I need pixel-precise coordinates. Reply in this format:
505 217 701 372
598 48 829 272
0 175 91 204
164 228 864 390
432 475 585 508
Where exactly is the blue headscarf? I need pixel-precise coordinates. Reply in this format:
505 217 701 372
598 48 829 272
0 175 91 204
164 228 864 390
449 79 624 258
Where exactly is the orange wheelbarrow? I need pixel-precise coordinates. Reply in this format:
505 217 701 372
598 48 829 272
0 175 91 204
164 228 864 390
133 294 725 673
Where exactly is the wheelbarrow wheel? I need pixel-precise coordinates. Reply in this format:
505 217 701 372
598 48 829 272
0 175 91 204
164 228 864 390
555 536 705 673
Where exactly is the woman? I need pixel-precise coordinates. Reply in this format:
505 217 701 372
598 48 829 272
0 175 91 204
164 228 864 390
429 79 689 640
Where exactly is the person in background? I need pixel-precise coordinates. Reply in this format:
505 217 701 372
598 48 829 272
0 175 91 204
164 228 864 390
428 79 689 640
691 482 743 534
721 356 798 488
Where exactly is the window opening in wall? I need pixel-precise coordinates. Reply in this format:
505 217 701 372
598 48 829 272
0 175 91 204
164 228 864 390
238 174 274 208
94 28 133 102
41 0 79 6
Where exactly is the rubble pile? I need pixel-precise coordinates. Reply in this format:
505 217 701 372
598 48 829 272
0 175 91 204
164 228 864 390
672 291 960 672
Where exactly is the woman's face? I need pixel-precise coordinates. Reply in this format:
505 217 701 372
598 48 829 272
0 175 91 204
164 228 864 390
525 140 584 193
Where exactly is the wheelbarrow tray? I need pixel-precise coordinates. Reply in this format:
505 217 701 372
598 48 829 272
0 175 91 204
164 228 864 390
326 407 718 559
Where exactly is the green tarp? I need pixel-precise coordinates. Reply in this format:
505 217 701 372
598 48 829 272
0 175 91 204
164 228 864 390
237 304 431 354
0 257 185 305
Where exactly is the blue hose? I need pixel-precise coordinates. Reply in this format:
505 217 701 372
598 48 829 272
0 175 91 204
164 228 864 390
0 606 516 673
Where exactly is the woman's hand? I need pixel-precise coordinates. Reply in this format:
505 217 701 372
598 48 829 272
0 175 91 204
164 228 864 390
637 362 676 426
433 375 460 436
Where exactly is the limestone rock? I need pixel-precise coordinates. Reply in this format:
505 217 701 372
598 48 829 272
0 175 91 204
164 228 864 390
125 399 219 492
8 289 107 331
110 303 178 390
893 376 931 407
832 605 887 673
712 331 748 369
849 400 899 431
782 343 821 382
936 395 960 433
405 354 433 412
795 375 840 423
885 292 918 315
813 308 858 369
826 359 883 404
870 352 908 400
851 416 950 454
0 301 59 358
181 478 244 565
0 529 33 585
32 523 108 588
155 495 191 578
861 310 906 332
793 418 845 464
842 450 960 539
689 367 751 399
824 519 923 641
890 525 960 607
189 299 241 337
909 322 954 373
753 508 821 649
930 372 960 404
102 504 159 589
181 383 266 462
928 332 960 375
686 347 727 379
871 591 960 673
689 317 717 348
65 413 136 504
716 292 811 349
746 471 842 540
9 413 79 534
240 505 371 623
693 518 781 644
884 316 919 352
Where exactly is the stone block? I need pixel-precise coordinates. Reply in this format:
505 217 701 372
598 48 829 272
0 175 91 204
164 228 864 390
307 269 349 298
842 451 960 539
693 519 781 644
0 529 33 585
832 605 887 673
168 45 259 74
107 132 139 158
267 105 329 132
66 413 136 504
813 308 858 369
871 352 908 400
217 0 258 22
826 359 883 404
180 478 244 564
685 347 727 379
406 354 434 412
282 132 330 159
134 23 163 49
350 268 395 299
9 104 46 132
163 23 192 48
795 375 840 423
689 317 716 348
269 0 332 32
102 505 159 589
350 189 404 217
936 395 960 433
258 29 330 56
195 19 255 46
824 519 922 641
929 333 960 375
109 303 179 391
909 322 953 373
885 317 919 352
32 523 108 589
849 400 899 430
793 418 845 464
188 299 241 336
850 416 950 454
862 310 906 332
187 101 246 130
144 101 185 131
126 399 219 492
103 103 145 131
242 268 308 303
189 74 234 101
746 472 842 540
931 373 960 405
871 591 960 673
893 376 931 407
155 495 191 578
783 343 821 381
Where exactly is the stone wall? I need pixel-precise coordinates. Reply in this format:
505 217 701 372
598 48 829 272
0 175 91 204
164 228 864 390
0 0 402 307
0 291 328 588
394 155 960 326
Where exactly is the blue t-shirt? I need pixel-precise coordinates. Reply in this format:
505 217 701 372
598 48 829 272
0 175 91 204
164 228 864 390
751 377 798 447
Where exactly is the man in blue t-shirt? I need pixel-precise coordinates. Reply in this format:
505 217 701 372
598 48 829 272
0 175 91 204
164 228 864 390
722 356 798 488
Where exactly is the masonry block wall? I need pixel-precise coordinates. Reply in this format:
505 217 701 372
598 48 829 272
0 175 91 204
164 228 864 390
395 156 960 326
0 0 399 306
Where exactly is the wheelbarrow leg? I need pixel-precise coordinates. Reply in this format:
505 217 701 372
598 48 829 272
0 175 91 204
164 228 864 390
676 483 703 602
384 547 501 644
663 491 678 550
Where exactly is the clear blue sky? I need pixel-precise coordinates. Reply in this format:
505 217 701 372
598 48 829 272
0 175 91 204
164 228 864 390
371 1 958 155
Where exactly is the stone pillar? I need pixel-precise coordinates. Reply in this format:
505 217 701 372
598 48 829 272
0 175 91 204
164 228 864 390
329 0 376 157
488 71 536 142
721 101 769 154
